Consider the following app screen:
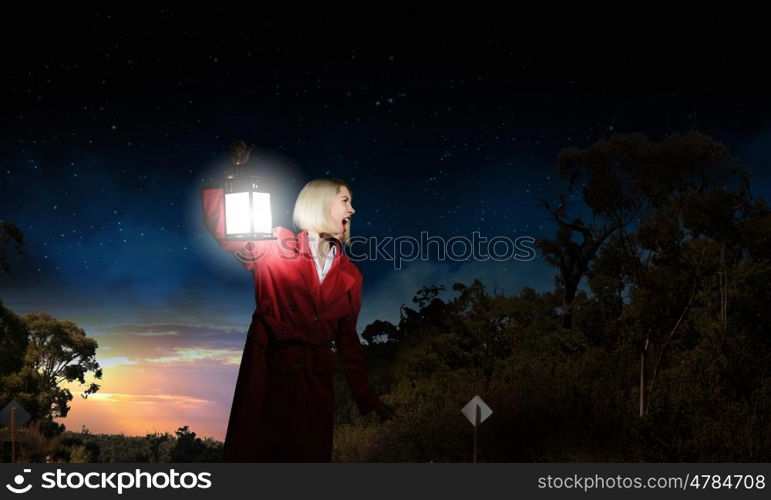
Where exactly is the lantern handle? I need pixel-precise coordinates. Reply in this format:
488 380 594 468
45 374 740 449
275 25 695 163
227 140 253 179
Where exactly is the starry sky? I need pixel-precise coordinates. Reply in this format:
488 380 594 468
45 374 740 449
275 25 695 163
2 10 770 440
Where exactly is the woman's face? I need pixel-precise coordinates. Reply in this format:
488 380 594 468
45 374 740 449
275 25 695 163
327 185 355 239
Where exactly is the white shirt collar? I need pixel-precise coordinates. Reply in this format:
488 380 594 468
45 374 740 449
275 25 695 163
307 232 336 284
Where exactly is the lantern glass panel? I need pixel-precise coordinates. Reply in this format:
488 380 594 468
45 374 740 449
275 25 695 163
251 191 272 235
224 192 251 235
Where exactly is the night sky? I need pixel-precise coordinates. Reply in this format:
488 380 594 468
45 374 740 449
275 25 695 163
2 10 770 439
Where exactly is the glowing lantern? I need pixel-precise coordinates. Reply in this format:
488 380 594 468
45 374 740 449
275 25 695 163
223 140 275 241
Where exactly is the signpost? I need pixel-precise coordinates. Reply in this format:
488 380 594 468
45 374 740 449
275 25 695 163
460 395 492 463
0 400 31 463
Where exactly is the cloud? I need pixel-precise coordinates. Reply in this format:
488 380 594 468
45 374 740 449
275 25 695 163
145 348 242 366
95 323 243 337
98 356 138 368
85 391 213 407
58 387 227 440
89 323 247 363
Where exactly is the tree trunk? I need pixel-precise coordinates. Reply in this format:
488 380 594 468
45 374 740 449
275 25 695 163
561 307 573 330
720 242 728 328
639 338 648 417
562 279 578 329
645 246 706 416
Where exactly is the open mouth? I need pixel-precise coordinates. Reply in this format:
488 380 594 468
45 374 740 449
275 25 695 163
342 216 351 226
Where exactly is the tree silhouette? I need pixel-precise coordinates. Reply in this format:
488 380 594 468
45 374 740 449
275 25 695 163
169 426 205 463
362 320 398 345
17 313 102 426
542 131 758 416
0 299 28 391
144 431 171 463
537 133 650 329
0 220 25 279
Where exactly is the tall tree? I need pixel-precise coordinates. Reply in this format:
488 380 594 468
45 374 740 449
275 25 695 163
19 313 102 425
548 131 754 416
537 133 649 329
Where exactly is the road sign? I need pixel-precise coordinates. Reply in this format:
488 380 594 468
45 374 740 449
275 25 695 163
461 396 492 426
1 400 31 463
461 395 493 463
0 400 30 429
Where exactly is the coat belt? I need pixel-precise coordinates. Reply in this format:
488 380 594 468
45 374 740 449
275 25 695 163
252 311 333 348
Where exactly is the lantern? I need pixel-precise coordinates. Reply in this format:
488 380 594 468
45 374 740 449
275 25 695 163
222 140 276 241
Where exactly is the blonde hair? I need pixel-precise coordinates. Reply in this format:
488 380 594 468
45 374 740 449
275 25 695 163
293 178 353 245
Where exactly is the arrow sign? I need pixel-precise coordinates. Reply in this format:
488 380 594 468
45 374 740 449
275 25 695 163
460 396 492 427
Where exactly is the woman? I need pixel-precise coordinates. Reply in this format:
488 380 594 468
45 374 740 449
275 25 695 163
202 178 392 462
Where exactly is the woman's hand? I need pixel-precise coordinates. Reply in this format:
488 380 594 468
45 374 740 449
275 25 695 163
374 402 396 422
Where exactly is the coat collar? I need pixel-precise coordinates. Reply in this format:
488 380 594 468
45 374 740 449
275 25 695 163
297 230 358 309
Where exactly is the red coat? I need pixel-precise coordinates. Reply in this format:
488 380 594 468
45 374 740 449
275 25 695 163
202 188 382 462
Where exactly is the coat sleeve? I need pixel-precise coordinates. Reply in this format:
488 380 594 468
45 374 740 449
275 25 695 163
335 276 383 416
201 187 276 270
